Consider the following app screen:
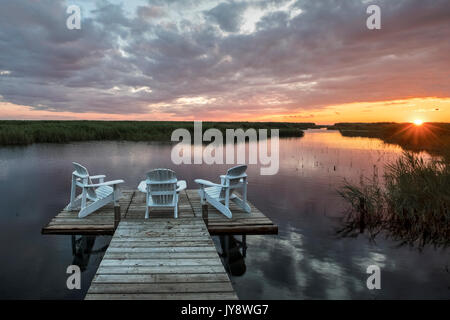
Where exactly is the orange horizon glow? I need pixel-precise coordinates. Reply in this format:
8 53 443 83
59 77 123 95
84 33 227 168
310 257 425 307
0 97 449 124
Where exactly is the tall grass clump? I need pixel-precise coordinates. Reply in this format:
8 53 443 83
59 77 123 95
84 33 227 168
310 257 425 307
338 151 450 248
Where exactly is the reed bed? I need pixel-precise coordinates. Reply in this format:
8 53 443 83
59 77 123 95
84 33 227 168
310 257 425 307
0 120 314 145
338 151 450 249
331 122 450 157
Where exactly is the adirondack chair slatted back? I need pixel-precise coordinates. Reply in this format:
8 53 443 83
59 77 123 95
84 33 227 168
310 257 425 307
225 165 247 186
72 162 97 199
73 162 89 177
146 169 177 205
219 165 248 198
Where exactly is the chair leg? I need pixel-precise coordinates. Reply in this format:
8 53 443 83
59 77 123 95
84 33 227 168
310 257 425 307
199 188 205 205
145 193 150 219
225 189 230 208
69 175 77 210
242 179 250 213
242 181 248 208
81 189 87 211
231 196 251 213
208 196 233 219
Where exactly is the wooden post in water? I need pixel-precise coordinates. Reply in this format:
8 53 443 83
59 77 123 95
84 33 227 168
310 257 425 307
202 204 209 227
242 234 247 257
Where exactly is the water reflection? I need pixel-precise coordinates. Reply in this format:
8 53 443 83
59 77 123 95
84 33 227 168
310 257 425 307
71 236 108 272
216 235 247 276
0 130 448 299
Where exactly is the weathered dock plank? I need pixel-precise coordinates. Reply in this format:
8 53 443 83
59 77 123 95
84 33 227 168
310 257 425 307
85 219 237 300
85 293 238 300
185 189 278 235
42 188 278 235
41 190 134 235
93 274 230 283
125 190 195 219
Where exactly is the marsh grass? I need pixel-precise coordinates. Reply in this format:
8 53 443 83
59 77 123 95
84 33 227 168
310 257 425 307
331 122 450 157
0 120 314 145
338 151 450 249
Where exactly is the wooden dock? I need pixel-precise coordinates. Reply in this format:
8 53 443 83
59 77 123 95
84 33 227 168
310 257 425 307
42 189 278 235
42 190 133 235
186 190 278 235
43 188 277 300
85 219 237 300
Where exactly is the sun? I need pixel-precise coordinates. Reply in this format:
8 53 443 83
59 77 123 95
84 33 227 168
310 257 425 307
413 119 423 126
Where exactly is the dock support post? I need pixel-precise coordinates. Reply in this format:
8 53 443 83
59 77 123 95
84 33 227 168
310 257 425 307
114 205 121 230
202 204 208 227
242 234 247 257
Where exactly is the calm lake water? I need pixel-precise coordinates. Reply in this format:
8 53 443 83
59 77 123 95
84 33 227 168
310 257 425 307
0 129 448 299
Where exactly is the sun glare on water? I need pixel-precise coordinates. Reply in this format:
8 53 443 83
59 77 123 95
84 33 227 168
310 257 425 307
413 119 423 126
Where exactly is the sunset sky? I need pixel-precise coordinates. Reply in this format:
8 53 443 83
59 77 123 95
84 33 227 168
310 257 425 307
0 0 449 124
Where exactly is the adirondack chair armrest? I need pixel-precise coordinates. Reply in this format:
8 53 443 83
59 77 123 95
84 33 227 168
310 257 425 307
220 174 247 180
90 175 106 181
73 171 89 179
85 180 125 188
194 179 224 188
176 180 187 192
75 175 106 183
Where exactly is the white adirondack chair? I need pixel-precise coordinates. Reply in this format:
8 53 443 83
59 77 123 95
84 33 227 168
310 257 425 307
65 162 124 218
195 165 251 219
137 169 187 219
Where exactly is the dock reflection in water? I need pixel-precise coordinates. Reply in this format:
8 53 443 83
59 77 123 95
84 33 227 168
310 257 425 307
216 235 247 277
71 236 108 272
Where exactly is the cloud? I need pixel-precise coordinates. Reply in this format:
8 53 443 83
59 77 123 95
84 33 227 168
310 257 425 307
204 1 248 33
0 0 449 118
137 5 166 20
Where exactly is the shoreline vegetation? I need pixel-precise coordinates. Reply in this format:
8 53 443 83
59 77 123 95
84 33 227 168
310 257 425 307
328 122 450 158
338 151 449 249
1 120 448 153
0 120 317 146
332 123 450 248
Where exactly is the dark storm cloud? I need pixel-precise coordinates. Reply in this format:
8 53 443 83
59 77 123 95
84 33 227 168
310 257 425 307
0 0 449 116
204 1 248 32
